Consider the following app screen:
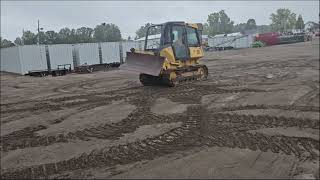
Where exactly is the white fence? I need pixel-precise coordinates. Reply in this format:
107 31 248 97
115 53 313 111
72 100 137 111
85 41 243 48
208 34 254 49
0 41 141 75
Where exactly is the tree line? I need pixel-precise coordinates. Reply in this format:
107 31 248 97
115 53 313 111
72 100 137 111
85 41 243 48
1 23 122 48
1 8 317 48
134 8 310 39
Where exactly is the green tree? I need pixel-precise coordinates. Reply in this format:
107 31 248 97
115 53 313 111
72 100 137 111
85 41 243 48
202 23 210 35
22 31 37 45
14 37 23 45
233 23 247 33
127 36 131 41
207 10 234 36
93 23 122 42
0 37 15 48
270 8 296 32
57 27 72 44
57 28 78 44
44 31 59 44
10 23 121 45
246 19 257 30
296 15 305 30
135 23 152 39
256 25 272 33
76 27 94 43
38 31 47 44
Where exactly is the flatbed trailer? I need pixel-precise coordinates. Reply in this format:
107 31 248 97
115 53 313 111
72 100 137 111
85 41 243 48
74 62 120 74
27 64 72 77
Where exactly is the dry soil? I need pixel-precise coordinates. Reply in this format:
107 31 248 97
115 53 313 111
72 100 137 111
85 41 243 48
1 39 319 179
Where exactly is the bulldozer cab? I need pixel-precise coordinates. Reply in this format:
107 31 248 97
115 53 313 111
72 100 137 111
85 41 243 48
144 22 202 60
121 21 204 77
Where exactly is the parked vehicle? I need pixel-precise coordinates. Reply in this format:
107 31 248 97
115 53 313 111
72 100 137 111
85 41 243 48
255 32 280 46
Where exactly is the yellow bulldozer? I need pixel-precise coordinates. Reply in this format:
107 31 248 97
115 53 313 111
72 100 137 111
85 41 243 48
121 21 208 87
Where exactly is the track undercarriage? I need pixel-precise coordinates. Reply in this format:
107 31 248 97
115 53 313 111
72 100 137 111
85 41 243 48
139 64 208 87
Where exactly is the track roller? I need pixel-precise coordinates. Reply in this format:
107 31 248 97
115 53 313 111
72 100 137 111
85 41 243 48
139 65 209 87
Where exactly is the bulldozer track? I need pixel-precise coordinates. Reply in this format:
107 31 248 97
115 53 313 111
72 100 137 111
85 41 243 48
2 103 317 153
2 105 319 179
215 104 320 112
1 82 267 115
209 113 319 129
0 83 141 112
0 93 134 115
293 82 319 106
1 110 182 152
203 132 319 160
52 77 124 93
1 107 201 179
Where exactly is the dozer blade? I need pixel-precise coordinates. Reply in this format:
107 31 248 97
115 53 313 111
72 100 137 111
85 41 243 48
120 52 165 76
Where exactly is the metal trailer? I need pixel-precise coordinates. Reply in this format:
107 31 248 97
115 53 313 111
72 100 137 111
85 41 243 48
278 34 305 44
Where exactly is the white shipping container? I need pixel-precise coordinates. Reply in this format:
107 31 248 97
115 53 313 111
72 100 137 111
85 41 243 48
19 45 47 74
1 46 22 74
74 43 100 65
208 35 253 49
48 44 74 70
100 42 120 64
1 45 47 75
122 41 141 60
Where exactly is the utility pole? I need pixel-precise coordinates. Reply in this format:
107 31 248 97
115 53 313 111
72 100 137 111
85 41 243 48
37 20 44 45
22 29 25 45
37 20 40 45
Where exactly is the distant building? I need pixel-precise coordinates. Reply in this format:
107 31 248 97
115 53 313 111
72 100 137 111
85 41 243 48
208 32 254 49
305 21 319 33
201 35 209 46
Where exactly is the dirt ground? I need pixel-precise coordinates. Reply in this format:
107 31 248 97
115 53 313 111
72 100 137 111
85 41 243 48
1 39 319 179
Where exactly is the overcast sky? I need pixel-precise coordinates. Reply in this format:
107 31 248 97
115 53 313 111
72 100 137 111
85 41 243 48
1 1 319 41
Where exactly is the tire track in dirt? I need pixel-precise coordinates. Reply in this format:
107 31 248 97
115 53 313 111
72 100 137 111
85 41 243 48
52 78 123 93
203 132 319 160
215 104 320 112
1 111 182 152
208 113 319 129
1 83 264 115
0 88 164 152
2 78 319 178
2 105 319 179
0 93 134 115
293 81 319 106
0 82 142 114
1 106 202 179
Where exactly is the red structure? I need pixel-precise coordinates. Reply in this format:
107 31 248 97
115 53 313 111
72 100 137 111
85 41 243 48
255 32 280 46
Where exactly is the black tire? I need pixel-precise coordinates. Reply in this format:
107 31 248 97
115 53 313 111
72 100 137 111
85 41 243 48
203 65 209 80
198 65 209 80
